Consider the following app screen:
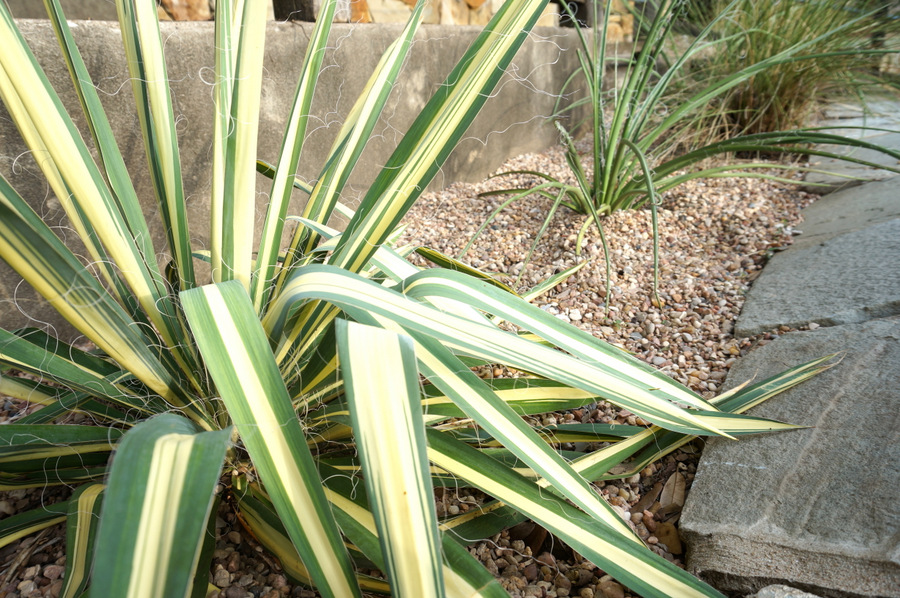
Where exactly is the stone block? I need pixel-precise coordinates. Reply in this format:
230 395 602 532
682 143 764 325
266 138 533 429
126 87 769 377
681 318 900 597
735 218 900 337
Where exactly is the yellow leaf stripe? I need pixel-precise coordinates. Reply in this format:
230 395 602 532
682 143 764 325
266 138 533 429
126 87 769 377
340 322 444 597
129 433 195 598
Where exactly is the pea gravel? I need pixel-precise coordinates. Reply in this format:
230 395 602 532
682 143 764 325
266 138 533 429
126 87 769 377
0 144 818 598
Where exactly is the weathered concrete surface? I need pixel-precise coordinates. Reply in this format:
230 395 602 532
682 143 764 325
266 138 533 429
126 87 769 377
681 317 900 598
0 19 586 338
734 217 900 337
804 101 900 193
5 0 120 20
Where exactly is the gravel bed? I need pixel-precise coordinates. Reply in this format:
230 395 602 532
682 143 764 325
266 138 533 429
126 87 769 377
0 144 817 598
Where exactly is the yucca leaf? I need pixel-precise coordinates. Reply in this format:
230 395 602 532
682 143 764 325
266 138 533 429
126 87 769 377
114 0 195 290
318 465 510 598
401 269 711 411
91 414 230 598
256 159 314 194
331 0 549 274
252 0 338 309
0 502 67 551
59 483 104 598
427 429 725 598
338 320 445 597
234 491 318 588
603 355 838 481
403 330 639 543
274 0 551 375
0 424 122 461
0 5 197 380
191 496 222 598
0 20 128 311
238 485 420 595
0 325 174 418
0 423 116 489
559 355 837 484
237 482 390 592
268 266 639 543
421 377 598 421
415 247 519 296
181 281 361 598
266 266 731 437
210 0 267 288
43 0 163 293
278 0 427 280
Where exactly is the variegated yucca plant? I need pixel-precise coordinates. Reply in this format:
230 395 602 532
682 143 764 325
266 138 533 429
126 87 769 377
0 0 830 596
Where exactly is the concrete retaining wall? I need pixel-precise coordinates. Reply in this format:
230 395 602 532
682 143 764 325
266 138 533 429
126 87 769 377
0 18 591 339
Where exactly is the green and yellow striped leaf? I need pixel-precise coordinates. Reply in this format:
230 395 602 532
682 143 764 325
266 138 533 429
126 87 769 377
338 320 445 597
331 0 549 274
427 429 725 598
60 483 105 598
181 281 361 598
210 0 267 288
43 0 165 295
278 0 427 282
317 464 510 598
0 3 197 379
114 0 195 291
266 266 729 436
0 424 120 489
91 414 229 598
252 0 338 308
0 181 196 413
0 502 67 551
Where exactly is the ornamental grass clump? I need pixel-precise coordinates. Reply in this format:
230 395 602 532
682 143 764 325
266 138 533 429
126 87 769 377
0 0 832 596
467 0 900 306
682 0 900 139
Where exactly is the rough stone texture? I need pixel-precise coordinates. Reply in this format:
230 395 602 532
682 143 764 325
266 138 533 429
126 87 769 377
752 586 825 598
735 217 900 337
0 19 587 338
681 317 900 598
789 177 900 250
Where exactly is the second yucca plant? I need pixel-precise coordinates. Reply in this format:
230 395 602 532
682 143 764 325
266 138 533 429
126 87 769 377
0 0 830 596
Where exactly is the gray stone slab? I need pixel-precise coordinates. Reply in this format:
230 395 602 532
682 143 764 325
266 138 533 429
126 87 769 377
790 178 900 250
735 218 900 337
820 101 900 123
681 317 900 598
753 586 824 598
